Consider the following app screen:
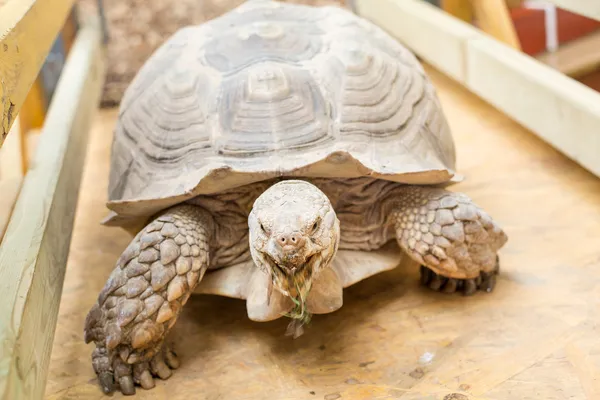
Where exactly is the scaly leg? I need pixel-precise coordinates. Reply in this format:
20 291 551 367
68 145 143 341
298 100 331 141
84 205 213 395
393 186 507 295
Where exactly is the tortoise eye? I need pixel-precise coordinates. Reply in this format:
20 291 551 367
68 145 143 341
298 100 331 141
311 219 320 233
260 223 269 234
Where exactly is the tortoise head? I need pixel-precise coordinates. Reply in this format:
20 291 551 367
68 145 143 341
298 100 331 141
248 180 340 306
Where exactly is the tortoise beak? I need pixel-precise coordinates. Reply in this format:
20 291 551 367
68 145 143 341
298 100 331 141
263 245 321 298
266 234 310 273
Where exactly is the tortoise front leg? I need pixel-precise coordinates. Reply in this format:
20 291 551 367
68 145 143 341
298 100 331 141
392 186 508 295
84 205 213 395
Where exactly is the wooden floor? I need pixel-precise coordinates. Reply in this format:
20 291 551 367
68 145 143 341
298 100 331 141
45 65 600 400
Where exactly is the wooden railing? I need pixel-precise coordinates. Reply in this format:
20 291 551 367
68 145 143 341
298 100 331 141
355 0 600 179
0 1 105 398
0 0 78 147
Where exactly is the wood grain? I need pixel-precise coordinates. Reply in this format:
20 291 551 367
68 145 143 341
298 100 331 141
0 0 76 147
45 64 600 399
547 0 600 21
357 0 600 179
0 18 104 400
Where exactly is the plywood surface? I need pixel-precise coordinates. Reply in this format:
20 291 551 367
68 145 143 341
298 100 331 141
44 65 600 400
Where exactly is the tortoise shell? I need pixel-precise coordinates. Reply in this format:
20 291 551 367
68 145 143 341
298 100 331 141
106 0 457 221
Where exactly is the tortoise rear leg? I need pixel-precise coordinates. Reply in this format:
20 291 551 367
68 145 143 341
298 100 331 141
392 186 507 295
84 205 213 395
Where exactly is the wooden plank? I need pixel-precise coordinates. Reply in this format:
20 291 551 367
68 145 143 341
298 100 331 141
0 16 105 400
466 36 600 178
356 0 600 178
441 0 473 22
355 0 486 83
536 30 600 78
0 0 76 148
0 118 23 179
0 177 22 242
547 1 600 22
471 0 522 49
18 78 47 172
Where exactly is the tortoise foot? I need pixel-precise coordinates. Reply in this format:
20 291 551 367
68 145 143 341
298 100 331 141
84 205 212 396
420 256 500 296
105 344 179 396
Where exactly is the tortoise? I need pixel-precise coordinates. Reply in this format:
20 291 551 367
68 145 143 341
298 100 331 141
84 0 508 395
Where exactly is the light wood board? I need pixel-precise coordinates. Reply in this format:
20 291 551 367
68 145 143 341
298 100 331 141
536 30 600 78
470 0 521 49
0 18 105 400
0 177 22 242
0 0 76 147
44 65 600 399
440 0 473 22
356 0 600 180
0 119 23 179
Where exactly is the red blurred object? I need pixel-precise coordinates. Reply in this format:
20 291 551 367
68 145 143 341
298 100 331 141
578 70 600 91
510 7 600 55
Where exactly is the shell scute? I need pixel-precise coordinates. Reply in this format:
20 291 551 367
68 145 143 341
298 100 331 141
107 1 457 219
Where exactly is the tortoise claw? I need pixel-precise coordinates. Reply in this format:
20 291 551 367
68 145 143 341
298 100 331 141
428 273 445 291
98 372 115 394
119 376 136 396
463 279 477 296
420 265 434 285
420 256 502 296
165 349 180 369
442 278 458 293
480 272 496 292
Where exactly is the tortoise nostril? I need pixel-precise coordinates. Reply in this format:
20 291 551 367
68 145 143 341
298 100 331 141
277 233 304 249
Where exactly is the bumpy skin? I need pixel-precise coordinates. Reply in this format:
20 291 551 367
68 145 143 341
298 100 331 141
84 205 213 395
392 186 507 294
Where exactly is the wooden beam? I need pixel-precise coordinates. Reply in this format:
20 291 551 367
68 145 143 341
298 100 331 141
355 0 600 178
0 16 105 400
536 30 600 78
17 79 47 172
0 177 22 243
0 0 77 148
546 1 600 22
505 0 522 7
466 37 600 178
0 119 23 179
441 0 473 22
355 0 486 83
471 0 522 49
